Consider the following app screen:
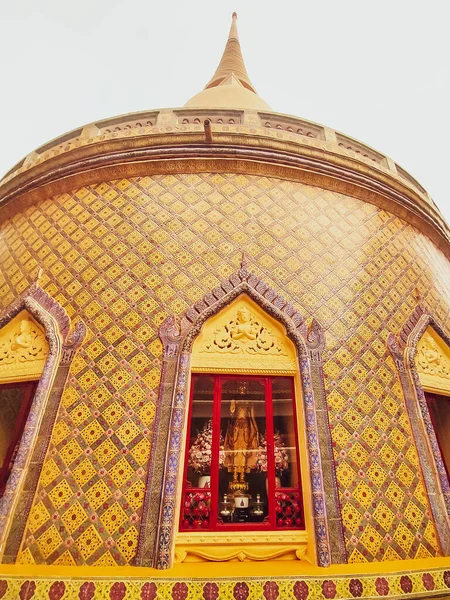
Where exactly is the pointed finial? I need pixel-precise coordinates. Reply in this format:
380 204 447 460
238 250 250 280
184 14 271 110
37 267 44 287
204 12 256 92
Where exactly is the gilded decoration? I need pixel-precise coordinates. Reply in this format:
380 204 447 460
191 296 296 374
0 310 48 383
0 173 448 567
416 326 450 394
175 531 308 563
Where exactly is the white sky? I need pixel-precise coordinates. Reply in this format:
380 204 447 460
1 1 449 224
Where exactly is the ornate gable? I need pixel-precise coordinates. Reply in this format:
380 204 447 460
0 310 48 383
191 295 297 374
416 326 450 394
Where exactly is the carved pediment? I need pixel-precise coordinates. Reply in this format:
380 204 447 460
416 327 450 394
0 310 48 382
191 295 297 374
203 306 287 356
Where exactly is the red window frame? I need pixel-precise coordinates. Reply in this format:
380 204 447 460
0 380 37 497
180 374 304 532
425 392 450 481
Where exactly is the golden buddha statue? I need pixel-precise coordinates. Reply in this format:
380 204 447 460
224 398 259 491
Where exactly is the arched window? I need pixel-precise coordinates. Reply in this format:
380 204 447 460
181 373 303 530
415 326 450 478
389 312 450 556
0 310 48 496
177 293 307 559
149 271 346 569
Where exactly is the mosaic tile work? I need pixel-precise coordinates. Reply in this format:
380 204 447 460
0 173 449 565
2 568 450 599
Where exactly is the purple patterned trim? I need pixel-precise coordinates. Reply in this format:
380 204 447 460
134 319 183 566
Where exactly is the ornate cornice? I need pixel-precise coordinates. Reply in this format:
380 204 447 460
0 121 448 258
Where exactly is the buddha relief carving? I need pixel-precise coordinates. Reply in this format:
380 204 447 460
202 307 286 356
0 311 48 382
416 331 450 379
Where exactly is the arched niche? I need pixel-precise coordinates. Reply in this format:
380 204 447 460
177 294 306 563
0 310 49 498
0 281 85 563
416 326 450 396
388 308 450 556
136 263 346 569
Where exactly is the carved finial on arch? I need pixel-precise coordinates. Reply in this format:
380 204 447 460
387 331 402 359
159 315 182 358
302 318 325 362
306 318 325 351
37 267 44 288
62 321 87 365
239 251 249 280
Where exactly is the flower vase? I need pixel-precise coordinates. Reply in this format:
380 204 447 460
198 475 211 489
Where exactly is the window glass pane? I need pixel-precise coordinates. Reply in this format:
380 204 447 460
182 375 214 530
425 392 450 477
0 382 36 496
181 374 303 531
272 377 303 528
219 378 267 524
186 375 214 488
271 377 299 489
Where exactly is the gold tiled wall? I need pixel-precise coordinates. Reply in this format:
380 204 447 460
0 173 449 566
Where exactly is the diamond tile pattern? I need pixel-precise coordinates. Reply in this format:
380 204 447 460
1 173 450 565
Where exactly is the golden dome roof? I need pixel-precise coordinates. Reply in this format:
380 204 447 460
0 15 448 257
184 13 271 111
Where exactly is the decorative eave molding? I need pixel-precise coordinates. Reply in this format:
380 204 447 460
0 131 448 259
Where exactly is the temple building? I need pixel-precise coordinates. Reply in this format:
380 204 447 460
0 12 450 600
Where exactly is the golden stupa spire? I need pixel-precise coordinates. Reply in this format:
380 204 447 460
184 13 271 111
204 12 257 93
